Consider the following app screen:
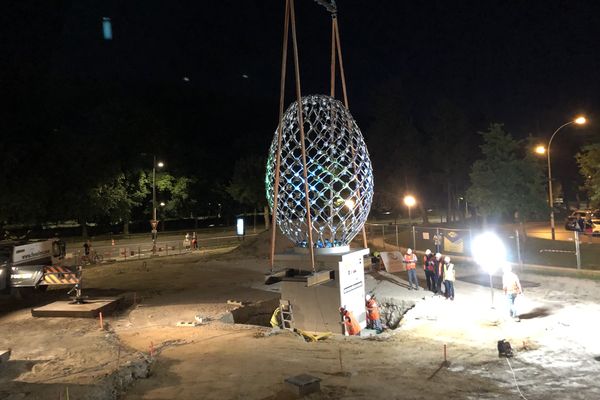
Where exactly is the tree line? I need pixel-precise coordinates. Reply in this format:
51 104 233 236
3 73 599 234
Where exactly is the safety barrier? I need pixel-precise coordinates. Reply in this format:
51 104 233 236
364 223 600 270
64 234 243 266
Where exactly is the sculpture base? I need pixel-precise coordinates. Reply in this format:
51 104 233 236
272 248 369 334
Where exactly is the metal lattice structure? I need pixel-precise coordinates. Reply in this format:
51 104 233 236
266 94 374 247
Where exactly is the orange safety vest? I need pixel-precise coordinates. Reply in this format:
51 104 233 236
366 299 380 321
343 311 361 336
404 254 417 270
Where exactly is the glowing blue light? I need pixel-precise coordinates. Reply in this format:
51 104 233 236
102 17 113 40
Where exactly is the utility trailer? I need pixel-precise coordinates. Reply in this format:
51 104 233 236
0 239 79 295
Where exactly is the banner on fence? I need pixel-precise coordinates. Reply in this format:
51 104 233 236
380 251 405 273
443 230 465 253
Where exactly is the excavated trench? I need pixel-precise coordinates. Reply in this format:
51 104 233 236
227 298 280 327
378 298 415 330
227 297 414 331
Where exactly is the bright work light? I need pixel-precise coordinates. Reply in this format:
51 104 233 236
472 232 506 274
472 232 506 308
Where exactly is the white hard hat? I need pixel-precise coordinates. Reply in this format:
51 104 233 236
435 252 442 259
365 294 372 301
425 249 431 255
407 248 412 254
444 256 451 263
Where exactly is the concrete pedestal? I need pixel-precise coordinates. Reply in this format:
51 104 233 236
31 297 121 318
273 247 369 334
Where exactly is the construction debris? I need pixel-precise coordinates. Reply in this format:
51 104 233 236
295 329 331 342
176 321 203 327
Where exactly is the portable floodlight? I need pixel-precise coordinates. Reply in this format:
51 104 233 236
472 232 506 307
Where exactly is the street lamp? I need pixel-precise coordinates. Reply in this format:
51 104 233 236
535 145 546 155
546 116 587 240
472 232 506 308
152 157 164 254
403 195 416 225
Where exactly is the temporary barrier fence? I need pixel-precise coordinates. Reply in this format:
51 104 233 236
364 223 599 270
64 234 241 266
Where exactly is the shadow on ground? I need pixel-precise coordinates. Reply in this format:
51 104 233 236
519 306 557 320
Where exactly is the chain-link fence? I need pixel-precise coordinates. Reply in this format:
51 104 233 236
364 223 600 270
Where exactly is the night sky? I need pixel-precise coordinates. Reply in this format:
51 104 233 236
3 0 600 215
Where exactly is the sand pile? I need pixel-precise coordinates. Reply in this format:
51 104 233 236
222 228 371 261
218 228 295 260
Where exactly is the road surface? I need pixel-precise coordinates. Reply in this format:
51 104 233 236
524 221 600 243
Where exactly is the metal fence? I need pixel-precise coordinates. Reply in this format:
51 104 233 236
63 234 243 266
364 223 600 270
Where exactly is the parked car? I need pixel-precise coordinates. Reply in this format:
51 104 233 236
565 210 592 231
564 209 600 235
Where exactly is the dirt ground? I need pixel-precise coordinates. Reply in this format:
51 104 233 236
2 235 600 400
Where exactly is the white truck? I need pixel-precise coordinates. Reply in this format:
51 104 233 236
0 239 79 294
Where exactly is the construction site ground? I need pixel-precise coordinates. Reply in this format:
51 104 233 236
1 232 600 400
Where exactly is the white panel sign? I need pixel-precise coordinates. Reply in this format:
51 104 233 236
338 255 366 329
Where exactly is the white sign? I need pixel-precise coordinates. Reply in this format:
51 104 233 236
338 256 366 329
236 218 245 236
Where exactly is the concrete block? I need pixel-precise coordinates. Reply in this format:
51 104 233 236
176 321 197 327
31 297 121 318
284 374 321 397
307 270 333 287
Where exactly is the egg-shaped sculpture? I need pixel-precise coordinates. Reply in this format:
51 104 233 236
265 94 374 247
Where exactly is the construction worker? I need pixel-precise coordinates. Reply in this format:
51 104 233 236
502 264 523 321
434 252 445 296
403 248 419 290
83 240 91 256
340 307 361 336
191 232 198 250
184 233 191 250
365 294 383 333
371 251 382 271
423 249 436 292
433 233 442 253
443 256 455 300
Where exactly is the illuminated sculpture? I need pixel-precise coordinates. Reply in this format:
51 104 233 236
266 94 373 247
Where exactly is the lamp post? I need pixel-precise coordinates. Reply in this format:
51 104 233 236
151 156 164 254
403 195 416 225
546 116 586 240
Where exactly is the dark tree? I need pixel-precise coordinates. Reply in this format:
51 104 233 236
467 123 546 224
